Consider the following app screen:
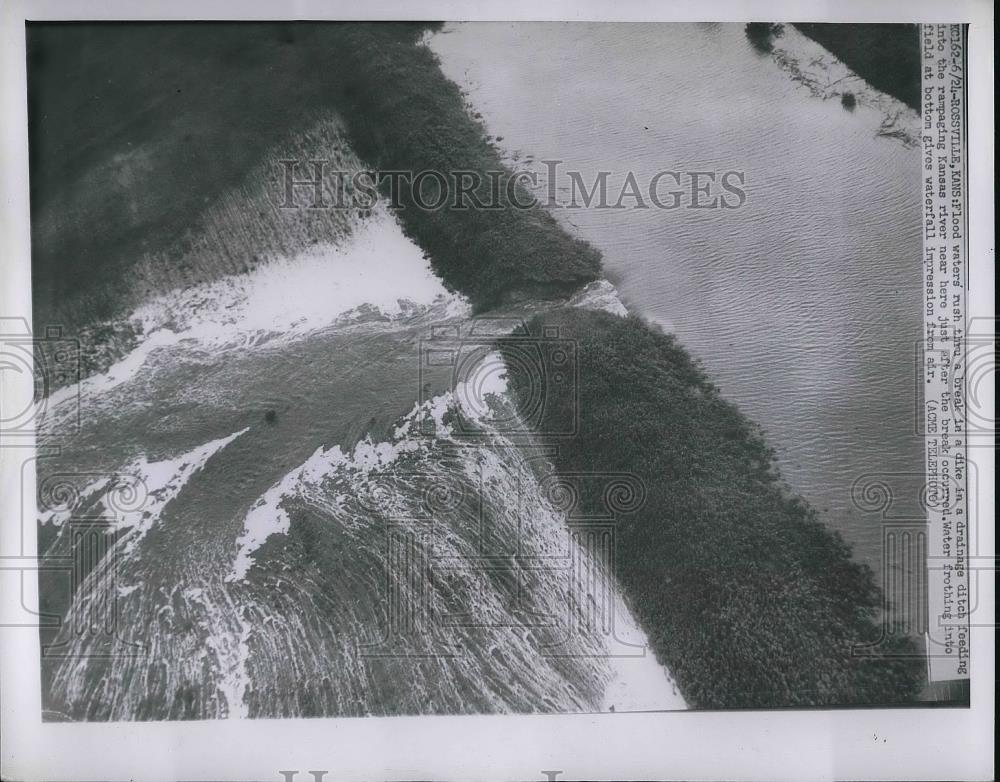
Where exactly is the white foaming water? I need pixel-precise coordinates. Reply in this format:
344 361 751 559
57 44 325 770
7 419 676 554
42 428 249 559
190 586 254 719
133 207 460 342
39 475 111 527
110 428 250 556
453 349 510 423
44 209 469 416
226 397 446 583
226 432 425 582
566 279 629 318
45 328 179 413
225 377 687 712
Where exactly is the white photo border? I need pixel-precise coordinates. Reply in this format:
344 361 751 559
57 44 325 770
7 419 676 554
1 2 993 780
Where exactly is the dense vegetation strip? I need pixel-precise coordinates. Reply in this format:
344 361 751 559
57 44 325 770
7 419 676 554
330 23 603 309
500 309 925 708
28 21 916 325
29 22 601 331
32 23 926 707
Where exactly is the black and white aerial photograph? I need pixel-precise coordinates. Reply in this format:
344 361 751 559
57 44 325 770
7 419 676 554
0 5 993 780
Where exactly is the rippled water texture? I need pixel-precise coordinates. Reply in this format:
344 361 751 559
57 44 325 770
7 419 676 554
432 22 925 581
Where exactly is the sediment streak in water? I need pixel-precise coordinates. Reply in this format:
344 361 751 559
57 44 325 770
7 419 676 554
36 115 684 720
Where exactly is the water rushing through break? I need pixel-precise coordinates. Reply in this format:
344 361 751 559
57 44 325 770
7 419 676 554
38 200 684 719
38 25 929 718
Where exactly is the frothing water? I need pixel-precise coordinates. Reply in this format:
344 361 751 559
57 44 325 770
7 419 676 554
36 24 929 717
37 191 684 719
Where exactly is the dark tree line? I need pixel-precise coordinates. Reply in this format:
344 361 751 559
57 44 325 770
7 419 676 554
500 310 925 708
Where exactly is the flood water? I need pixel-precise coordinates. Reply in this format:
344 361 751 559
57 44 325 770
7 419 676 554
36 23 932 718
432 23 925 595
37 209 686 719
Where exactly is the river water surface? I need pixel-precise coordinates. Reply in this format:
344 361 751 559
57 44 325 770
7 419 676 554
432 22 925 597
37 24 930 718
